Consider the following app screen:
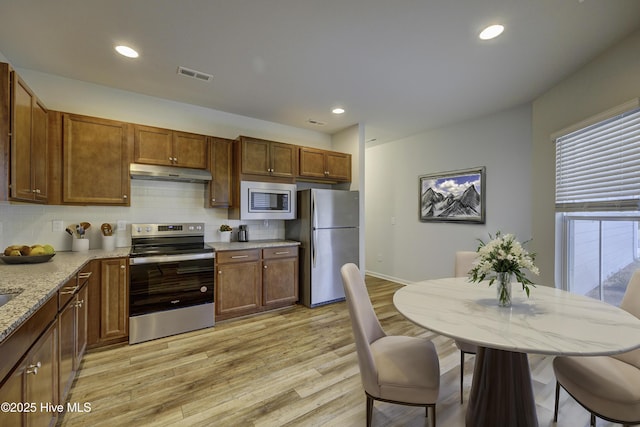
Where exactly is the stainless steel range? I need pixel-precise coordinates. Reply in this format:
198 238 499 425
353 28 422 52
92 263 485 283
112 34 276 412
129 223 215 344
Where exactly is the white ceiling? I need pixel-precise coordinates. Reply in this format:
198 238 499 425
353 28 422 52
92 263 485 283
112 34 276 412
1 0 639 144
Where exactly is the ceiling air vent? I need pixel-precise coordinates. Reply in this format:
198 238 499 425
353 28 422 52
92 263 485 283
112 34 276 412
177 66 213 82
307 119 326 126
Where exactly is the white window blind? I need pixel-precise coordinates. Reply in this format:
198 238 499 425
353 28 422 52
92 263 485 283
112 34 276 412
555 106 640 211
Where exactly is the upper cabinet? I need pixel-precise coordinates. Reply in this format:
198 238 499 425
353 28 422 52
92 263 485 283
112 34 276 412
298 147 351 183
59 113 131 205
134 124 207 169
238 136 296 181
207 136 233 208
0 63 49 203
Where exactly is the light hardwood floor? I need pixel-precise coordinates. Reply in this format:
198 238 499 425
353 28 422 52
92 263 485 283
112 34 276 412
58 276 619 427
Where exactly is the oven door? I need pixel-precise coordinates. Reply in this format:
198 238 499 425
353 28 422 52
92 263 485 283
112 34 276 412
129 258 214 317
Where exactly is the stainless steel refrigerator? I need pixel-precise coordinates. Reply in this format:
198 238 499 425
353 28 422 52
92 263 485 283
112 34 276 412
285 189 359 307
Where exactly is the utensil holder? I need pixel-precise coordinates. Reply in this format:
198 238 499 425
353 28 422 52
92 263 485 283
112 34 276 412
102 235 115 251
72 238 89 252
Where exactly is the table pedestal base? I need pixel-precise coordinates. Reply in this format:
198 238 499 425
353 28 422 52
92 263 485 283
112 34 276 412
465 347 538 427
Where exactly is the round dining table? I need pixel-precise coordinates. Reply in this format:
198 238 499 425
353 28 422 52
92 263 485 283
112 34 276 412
393 277 640 427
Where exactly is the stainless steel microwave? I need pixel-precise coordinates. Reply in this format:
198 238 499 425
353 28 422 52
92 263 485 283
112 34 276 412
240 181 296 220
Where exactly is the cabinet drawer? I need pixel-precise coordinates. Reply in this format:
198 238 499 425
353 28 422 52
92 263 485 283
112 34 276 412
263 246 298 260
58 277 78 310
217 249 261 264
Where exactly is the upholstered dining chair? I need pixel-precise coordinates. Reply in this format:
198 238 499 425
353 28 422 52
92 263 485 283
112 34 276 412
340 263 440 427
453 251 478 404
553 269 640 427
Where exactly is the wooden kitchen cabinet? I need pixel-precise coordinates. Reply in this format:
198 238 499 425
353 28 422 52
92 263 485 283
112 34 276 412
207 136 233 208
99 258 129 342
0 63 49 203
134 124 207 169
215 249 261 321
215 246 299 321
0 321 58 427
238 136 296 180
298 147 351 183
60 113 131 205
58 267 90 402
262 246 299 308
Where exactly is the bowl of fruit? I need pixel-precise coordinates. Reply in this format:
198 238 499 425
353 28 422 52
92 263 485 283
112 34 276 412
1 244 56 264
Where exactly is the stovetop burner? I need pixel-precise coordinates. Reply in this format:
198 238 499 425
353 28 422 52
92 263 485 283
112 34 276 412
129 223 214 260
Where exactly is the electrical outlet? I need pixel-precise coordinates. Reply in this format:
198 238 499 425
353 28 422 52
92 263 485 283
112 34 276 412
52 219 64 232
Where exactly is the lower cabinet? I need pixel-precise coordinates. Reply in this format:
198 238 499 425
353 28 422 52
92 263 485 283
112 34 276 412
87 258 129 347
58 268 90 403
216 246 299 321
0 320 58 427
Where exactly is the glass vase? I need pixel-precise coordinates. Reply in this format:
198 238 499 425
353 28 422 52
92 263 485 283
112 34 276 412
496 272 513 307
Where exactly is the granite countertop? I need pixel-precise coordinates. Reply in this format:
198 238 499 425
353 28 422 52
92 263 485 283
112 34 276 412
0 240 299 344
0 247 130 344
208 239 300 251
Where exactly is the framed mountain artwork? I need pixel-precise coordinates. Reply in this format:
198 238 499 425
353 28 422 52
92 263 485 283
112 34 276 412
419 167 485 223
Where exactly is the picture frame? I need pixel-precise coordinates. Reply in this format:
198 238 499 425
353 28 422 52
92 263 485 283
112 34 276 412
419 166 485 223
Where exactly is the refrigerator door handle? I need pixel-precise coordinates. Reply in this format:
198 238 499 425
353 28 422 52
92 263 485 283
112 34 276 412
312 228 317 268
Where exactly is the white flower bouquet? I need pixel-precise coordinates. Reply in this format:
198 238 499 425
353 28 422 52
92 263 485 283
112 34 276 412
469 231 539 297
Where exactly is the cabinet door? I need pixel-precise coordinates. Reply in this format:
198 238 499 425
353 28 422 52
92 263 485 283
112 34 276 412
325 151 351 182
58 297 75 401
62 114 130 205
100 258 129 341
298 147 326 179
174 131 207 169
270 142 296 178
10 73 34 201
31 99 48 202
25 322 57 427
133 124 173 166
75 283 88 368
208 137 232 207
241 137 271 176
263 253 298 307
216 261 261 320
0 366 23 427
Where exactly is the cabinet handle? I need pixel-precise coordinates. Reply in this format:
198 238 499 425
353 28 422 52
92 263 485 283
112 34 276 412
275 251 290 255
264 265 268 269
61 286 79 295
231 255 249 259
35 188 41 194
123 195 128 199
26 362 41 375
78 272 92 279
218 271 222 274
120 265 126 270
211 198 216 202
76 299 84 307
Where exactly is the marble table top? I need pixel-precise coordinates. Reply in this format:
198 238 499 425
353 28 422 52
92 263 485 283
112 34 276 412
393 277 640 356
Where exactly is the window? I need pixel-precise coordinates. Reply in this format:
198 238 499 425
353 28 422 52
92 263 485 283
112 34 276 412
555 99 640 305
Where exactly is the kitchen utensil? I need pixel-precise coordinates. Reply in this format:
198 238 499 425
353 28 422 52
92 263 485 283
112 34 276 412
65 226 75 237
80 222 91 231
101 223 113 236
76 225 85 238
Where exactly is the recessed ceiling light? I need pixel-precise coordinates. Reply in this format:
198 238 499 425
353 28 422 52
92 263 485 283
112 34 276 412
479 24 504 40
332 107 345 115
115 45 139 58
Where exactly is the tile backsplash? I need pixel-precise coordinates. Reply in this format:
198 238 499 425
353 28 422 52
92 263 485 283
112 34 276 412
0 180 284 251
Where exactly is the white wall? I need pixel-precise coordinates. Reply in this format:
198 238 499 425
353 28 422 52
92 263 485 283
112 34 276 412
365 105 532 284
531 29 640 287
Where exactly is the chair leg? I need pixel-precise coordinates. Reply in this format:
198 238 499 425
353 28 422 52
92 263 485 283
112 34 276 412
460 351 465 404
590 413 595 427
553 382 560 422
366 395 373 427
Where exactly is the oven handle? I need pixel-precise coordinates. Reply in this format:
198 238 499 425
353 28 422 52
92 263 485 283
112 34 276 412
129 252 215 265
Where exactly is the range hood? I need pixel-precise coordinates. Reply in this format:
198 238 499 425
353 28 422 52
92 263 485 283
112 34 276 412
130 163 212 183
